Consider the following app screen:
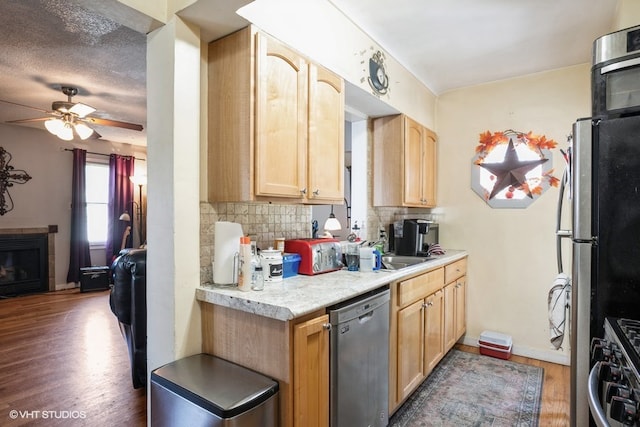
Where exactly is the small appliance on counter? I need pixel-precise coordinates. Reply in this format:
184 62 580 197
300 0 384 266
284 238 342 275
389 219 439 257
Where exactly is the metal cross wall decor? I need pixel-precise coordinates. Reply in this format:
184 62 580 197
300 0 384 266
0 146 32 215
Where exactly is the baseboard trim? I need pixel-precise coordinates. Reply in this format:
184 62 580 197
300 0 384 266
55 282 78 291
461 335 570 366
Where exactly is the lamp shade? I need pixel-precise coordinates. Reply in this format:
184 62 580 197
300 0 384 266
324 216 342 232
130 174 147 186
57 124 74 141
119 212 131 222
44 118 64 134
74 122 94 140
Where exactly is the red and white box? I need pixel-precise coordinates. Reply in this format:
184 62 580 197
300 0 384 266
478 330 513 360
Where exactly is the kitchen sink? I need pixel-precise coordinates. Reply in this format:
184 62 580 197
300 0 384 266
380 254 433 270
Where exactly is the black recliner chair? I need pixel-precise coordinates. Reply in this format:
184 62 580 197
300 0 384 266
109 248 147 389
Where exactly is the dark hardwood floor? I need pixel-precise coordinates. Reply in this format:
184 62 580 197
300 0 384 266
0 289 146 426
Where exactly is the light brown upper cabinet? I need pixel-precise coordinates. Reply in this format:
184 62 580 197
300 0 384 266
208 26 344 203
373 114 437 207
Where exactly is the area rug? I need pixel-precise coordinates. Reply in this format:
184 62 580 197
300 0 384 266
389 349 544 427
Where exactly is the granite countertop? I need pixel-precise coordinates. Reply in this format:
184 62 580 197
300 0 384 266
196 250 467 321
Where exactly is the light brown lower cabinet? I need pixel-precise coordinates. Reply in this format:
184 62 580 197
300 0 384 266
424 290 445 373
390 257 467 414
201 304 329 427
397 299 425 400
444 258 467 352
396 289 444 403
293 314 330 427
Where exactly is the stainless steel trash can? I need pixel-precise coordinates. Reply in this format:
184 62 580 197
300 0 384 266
151 354 279 427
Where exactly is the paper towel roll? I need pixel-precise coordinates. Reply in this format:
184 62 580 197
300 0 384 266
213 221 244 285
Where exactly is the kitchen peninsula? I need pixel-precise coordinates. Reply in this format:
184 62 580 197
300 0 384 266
196 250 468 427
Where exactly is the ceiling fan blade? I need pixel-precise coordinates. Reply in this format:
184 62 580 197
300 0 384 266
0 99 53 114
6 117 51 124
83 117 143 131
69 102 96 118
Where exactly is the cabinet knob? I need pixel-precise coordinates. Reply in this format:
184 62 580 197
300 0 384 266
300 188 307 195
313 189 320 196
322 323 332 331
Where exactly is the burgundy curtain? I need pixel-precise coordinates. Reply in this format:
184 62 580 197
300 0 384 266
66 149 91 283
106 155 135 261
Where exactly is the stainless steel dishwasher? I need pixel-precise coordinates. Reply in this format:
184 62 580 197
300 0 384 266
329 287 390 427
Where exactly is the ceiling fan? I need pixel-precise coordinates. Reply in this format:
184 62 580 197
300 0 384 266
0 86 143 141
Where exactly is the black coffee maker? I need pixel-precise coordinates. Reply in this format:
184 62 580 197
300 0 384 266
389 219 438 257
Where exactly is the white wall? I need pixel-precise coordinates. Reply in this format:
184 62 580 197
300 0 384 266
436 64 591 364
146 16 202 380
0 123 145 288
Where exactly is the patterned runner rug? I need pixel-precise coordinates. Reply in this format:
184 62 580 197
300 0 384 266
389 349 544 427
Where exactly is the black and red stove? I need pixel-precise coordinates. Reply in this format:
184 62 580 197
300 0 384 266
589 318 640 426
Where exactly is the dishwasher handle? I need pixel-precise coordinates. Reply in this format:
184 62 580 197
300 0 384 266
358 311 374 323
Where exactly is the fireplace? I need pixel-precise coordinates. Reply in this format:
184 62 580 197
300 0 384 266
0 233 49 297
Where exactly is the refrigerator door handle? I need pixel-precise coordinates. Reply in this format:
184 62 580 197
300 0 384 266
556 167 572 273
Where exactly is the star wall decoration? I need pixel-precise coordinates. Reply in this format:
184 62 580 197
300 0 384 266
479 138 548 199
471 130 560 208
0 146 32 215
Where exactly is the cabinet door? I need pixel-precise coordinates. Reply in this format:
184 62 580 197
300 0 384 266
443 282 456 351
423 130 437 207
403 117 424 206
424 290 444 373
455 277 467 340
397 299 424 401
293 314 329 427
255 33 308 198
307 64 344 202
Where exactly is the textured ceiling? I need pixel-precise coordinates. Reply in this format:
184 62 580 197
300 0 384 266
0 0 148 145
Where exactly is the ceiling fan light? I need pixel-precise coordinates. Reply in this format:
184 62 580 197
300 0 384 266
44 118 64 135
74 123 94 140
58 124 74 141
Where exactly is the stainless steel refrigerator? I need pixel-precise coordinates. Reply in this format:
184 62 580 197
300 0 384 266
568 115 640 426
564 24 640 427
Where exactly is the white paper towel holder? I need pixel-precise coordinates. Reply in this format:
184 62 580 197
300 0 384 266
211 252 239 287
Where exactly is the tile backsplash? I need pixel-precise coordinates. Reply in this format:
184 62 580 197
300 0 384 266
200 201 437 284
200 202 311 284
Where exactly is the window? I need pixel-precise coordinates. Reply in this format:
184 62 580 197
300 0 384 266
85 162 109 245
